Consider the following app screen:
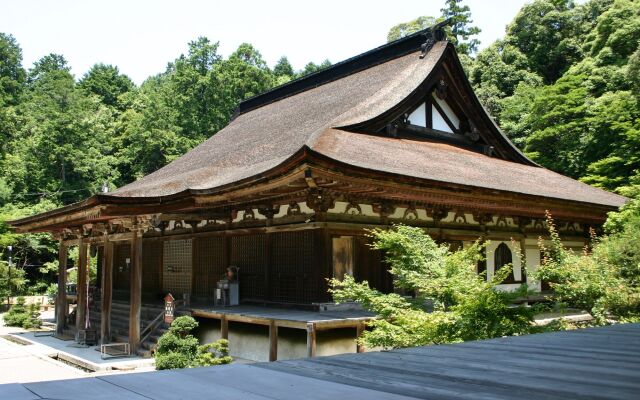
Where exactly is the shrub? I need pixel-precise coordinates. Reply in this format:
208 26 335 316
155 316 232 370
329 225 538 349
22 303 42 329
535 212 640 323
3 296 28 327
3 297 42 329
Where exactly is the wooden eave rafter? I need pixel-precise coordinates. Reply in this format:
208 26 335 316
11 143 614 234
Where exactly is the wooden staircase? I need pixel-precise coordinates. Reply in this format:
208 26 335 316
88 300 171 357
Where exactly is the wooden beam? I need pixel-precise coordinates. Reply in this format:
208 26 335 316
220 315 228 340
101 239 113 344
269 320 278 362
76 242 88 331
129 230 143 349
306 322 317 358
356 322 365 353
56 242 68 334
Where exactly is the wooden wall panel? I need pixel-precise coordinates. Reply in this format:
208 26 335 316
193 236 226 299
230 235 266 301
354 236 392 294
142 240 162 299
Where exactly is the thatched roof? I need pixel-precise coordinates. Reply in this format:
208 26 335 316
9 29 626 231
111 37 624 208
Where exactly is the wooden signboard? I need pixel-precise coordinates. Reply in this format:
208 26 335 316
164 293 175 324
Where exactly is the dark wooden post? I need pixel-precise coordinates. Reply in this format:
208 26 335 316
76 241 88 331
220 315 228 340
356 322 365 353
129 229 143 349
56 241 68 334
306 322 316 358
269 320 278 362
101 239 113 344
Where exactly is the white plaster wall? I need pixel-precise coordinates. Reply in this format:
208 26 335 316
524 247 542 291
196 319 360 362
298 202 314 214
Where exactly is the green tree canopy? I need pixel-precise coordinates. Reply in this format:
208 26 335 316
79 63 134 110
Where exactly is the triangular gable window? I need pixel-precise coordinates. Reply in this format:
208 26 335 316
432 94 459 129
405 91 461 135
408 103 427 127
432 105 453 133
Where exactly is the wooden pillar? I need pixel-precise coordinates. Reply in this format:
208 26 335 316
269 320 278 362
76 242 88 331
56 242 68 334
306 322 316 358
356 322 365 353
101 239 114 344
264 231 271 304
129 229 143 349
220 315 228 340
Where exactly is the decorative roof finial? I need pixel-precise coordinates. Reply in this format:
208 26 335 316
420 18 452 59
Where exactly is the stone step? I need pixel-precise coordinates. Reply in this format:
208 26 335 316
137 348 152 358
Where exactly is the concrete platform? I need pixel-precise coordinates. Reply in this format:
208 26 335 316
10 330 155 371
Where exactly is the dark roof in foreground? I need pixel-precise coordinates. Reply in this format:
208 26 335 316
3 323 639 400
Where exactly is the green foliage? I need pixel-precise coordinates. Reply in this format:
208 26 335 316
0 257 26 302
155 316 231 370
22 302 41 329
536 212 640 323
470 41 543 121
3 296 27 326
506 0 584 84
470 0 640 191
2 296 39 328
79 63 133 110
273 56 294 78
387 16 438 42
297 59 332 78
440 0 482 55
386 1 480 56
329 225 537 349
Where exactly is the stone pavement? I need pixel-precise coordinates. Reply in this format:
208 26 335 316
0 311 154 385
0 313 84 384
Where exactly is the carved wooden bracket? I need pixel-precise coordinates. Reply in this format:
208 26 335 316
287 202 301 216
472 211 493 225
306 189 335 213
427 206 449 224
258 204 280 219
513 216 532 231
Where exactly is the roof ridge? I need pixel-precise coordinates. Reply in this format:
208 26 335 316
236 25 445 115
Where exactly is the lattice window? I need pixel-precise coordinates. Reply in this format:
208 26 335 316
270 230 315 304
193 236 226 299
230 235 266 300
162 239 193 297
142 240 162 298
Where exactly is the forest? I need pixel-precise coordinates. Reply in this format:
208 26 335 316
0 0 639 296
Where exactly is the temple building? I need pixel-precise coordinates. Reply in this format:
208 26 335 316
10 25 626 361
